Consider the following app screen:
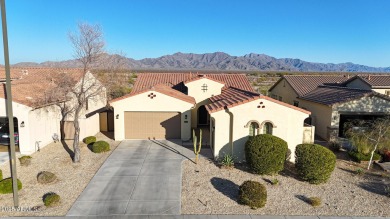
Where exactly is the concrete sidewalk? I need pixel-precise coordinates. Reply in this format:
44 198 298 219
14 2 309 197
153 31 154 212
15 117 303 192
67 139 212 216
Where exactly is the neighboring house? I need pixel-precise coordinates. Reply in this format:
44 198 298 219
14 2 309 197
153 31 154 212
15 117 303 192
110 73 312 161
269 75 390 141
0 68 106 154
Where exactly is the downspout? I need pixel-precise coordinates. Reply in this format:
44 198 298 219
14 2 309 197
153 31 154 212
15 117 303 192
224 106 234 156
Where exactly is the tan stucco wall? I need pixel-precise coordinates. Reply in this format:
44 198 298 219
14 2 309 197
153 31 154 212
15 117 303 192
372 88 390 95
268 79 299 105
111 91 194 141
210 98 309 162
345 79 371 90
185 78 224 103
299 100 332 140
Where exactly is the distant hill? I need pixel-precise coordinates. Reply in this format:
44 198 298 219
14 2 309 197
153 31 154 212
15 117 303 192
12 52 390 72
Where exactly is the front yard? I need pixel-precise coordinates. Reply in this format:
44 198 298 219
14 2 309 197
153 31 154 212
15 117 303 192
182 157 390 216
0 132 119 216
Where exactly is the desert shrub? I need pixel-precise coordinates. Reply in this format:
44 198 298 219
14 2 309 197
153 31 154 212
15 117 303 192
43 192 60 207
295 144 336 184
271 178 279 185
348 151 381 163
328 140 342 152
309 197 322 207
219 154 234 169
355 168 365 175
18 155 32 166
0 169 2 181
245 134 288 175
238 180 267 209
37 171 57 184
83 136 96 145
91 141 110 153
0 178 22 194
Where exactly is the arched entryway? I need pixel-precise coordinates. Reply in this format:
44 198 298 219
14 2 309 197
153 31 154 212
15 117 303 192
198 105 209 126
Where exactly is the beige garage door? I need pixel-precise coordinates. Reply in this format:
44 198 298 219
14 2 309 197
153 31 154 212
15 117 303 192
124 112 181 139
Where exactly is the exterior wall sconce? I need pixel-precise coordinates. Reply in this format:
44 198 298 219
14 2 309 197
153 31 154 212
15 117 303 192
184 115 188 119
116 114 119 119
20 121 25 127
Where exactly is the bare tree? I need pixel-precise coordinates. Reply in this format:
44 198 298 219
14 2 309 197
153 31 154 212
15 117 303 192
346 117 390 170
67 22 106 162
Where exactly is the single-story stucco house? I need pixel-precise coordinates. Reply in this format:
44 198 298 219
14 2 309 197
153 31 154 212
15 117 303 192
110 73 313 161
0 68 106 154
268 75 390 140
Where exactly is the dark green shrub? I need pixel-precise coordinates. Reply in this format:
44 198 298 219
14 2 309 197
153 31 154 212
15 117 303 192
37 171 57 184
43 192 60 207
18 155 32 166
0 169 2 181
91 141 110 153
328 140 341 152
0 178 22 194
83 136 96 145
348 151 381 163
295 144 336 184
238 180 267 209
245 134 288 175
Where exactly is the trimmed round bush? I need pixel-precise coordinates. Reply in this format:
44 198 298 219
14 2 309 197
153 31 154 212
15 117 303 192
245 134 288 175
0 178 22 194
43 192 60 207
83 136 96 145
18 156 32 166
37 171 57 184
295 144 336 184
91 141 110 153
238 180 267 209
0 169 2 181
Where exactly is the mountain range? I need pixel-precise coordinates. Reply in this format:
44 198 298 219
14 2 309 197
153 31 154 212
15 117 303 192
12 52 390 72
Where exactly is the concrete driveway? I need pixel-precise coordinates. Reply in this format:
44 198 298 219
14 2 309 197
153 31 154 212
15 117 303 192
68 139 212 216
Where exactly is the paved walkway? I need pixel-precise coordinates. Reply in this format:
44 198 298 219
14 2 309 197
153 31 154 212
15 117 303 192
67 139 212 216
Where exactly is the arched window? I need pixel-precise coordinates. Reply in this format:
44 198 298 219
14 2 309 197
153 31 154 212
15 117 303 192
249 122 259 136
263 122 273 135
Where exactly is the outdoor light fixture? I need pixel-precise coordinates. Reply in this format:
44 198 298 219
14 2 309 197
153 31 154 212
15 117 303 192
184 115 188 119
20 121 24 127
116 114 119 119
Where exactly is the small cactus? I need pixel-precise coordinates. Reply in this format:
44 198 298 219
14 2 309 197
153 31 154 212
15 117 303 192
193 129 202 164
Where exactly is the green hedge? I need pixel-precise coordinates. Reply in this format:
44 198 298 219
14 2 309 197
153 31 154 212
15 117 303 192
43 192 60 207
295 144 336 184
0 178 22 194
83 136 96 145
348 151 381 163
91 141 110 153
238 180 267 209
245 134 288 175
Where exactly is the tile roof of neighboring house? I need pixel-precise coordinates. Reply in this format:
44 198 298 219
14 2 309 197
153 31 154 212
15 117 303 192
341 75 390 88
269 75 349 97
0 67 84 107
183 74 226 85
298 85 389 106
132 73 255 93
206 87 310 114
110 84 195 105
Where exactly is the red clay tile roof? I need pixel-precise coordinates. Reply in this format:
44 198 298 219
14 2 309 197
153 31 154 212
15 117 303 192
0 67 84 107
132 73 255 93
269 75 349 97
110 84 195 105
341 75 390 88
298 85 389 106
206 87 310 114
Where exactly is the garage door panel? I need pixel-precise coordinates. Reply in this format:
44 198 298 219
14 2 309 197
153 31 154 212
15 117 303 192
124 112 181 139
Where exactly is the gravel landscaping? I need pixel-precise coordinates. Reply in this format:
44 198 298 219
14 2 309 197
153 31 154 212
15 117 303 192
0 132 119 216
182 155 390 216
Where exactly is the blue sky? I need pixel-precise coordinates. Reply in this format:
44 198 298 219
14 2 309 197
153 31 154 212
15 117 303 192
1 0 389 67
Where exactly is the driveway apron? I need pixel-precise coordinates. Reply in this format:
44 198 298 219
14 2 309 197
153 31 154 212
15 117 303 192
67 139 194 216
